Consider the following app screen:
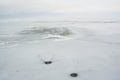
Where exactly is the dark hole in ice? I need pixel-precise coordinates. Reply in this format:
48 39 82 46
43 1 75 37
44 61 52 64
70 73 78 77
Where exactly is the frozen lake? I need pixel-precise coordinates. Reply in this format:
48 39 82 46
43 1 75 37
0 21 120 80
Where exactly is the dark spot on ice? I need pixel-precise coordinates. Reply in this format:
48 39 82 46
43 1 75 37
70 73 78 77
44 61 52 64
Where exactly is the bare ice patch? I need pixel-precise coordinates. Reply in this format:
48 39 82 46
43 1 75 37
19 27 75 40
0 27 76 47
20 27 73 36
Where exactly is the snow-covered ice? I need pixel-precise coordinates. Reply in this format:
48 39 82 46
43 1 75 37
0 21 120 80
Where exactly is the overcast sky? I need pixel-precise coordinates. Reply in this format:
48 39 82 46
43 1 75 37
0 0 120 19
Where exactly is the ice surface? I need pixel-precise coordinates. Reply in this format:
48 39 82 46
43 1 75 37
0 21 120 80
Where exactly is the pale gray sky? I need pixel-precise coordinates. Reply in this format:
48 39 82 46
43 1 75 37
0 0 120 19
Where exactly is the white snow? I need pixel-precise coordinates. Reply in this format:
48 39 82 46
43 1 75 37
0 21 120 80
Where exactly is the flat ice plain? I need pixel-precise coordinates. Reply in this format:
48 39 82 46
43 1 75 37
0 21 120 80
